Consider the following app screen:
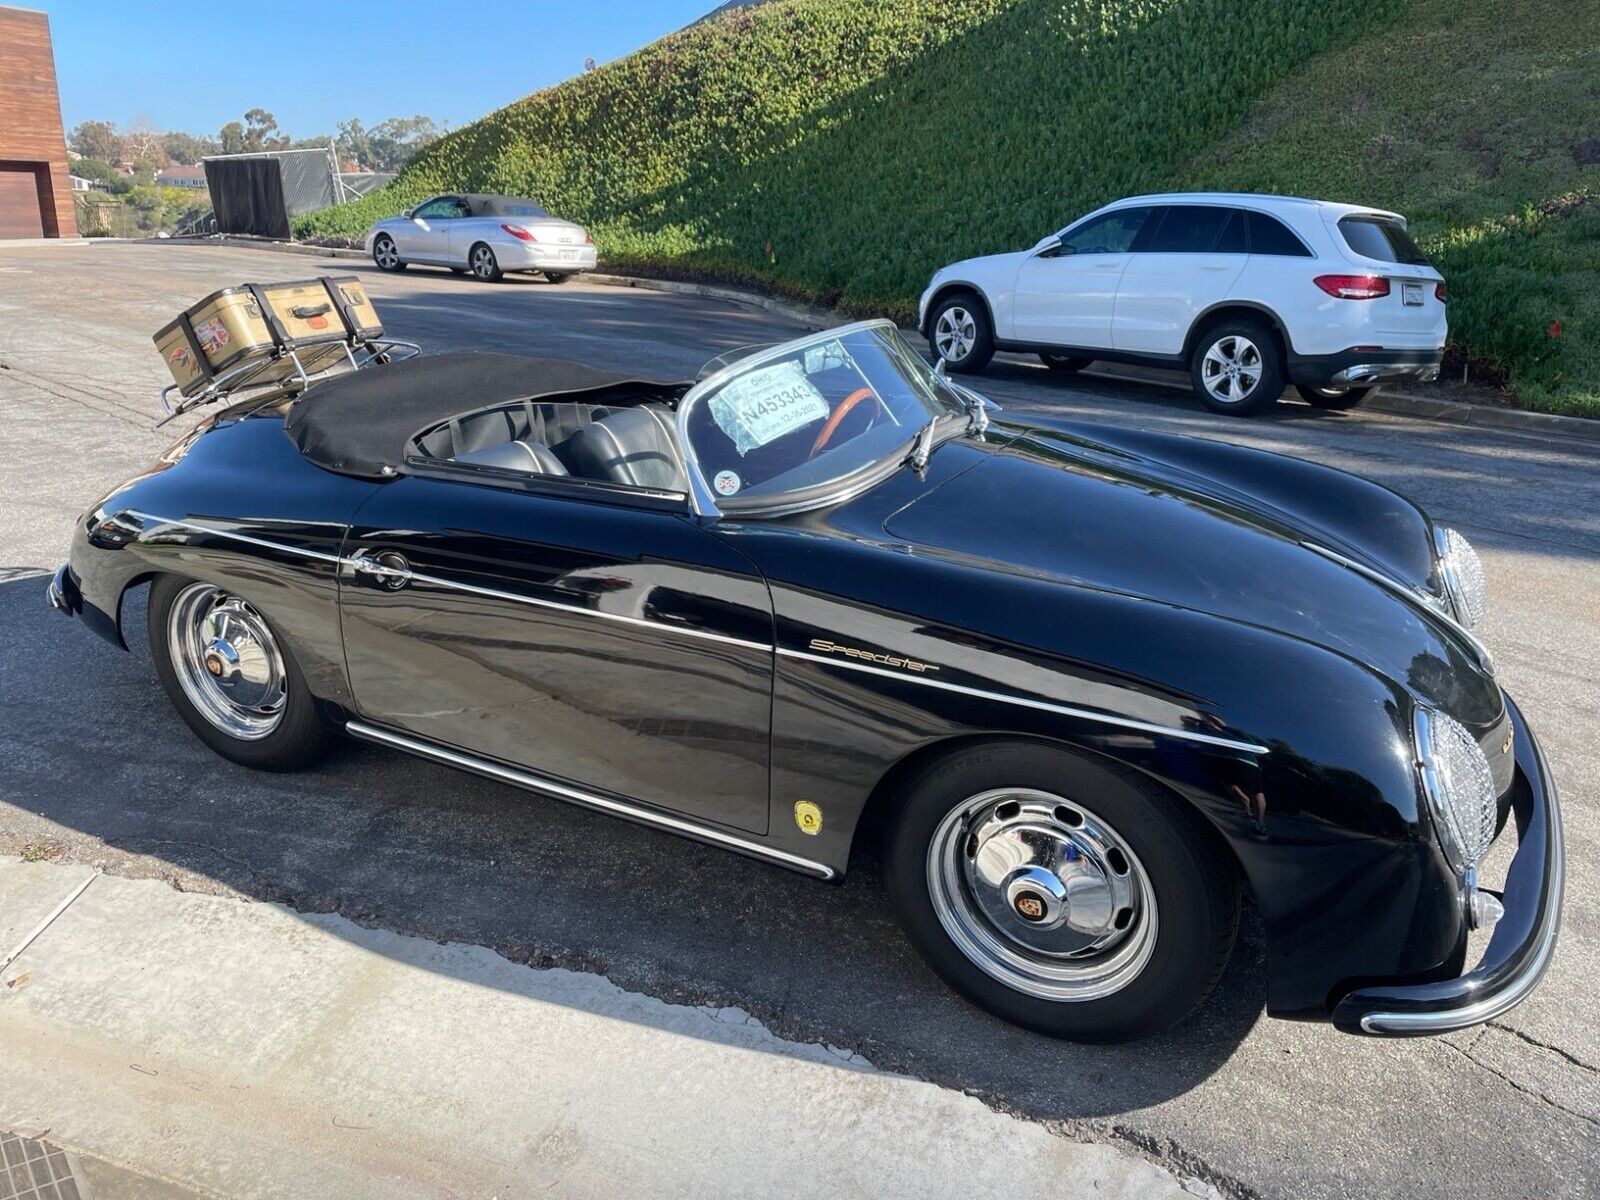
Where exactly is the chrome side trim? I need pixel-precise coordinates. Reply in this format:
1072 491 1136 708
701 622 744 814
345 720 835 881
399 566 774 654
777 648 1271 755
122 510 772 655
129 509 1268 755
125 511 346 565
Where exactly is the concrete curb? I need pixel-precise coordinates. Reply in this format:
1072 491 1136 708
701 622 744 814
164 236 1600 442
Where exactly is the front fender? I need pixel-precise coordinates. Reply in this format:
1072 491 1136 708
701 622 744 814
730 525 1463 1019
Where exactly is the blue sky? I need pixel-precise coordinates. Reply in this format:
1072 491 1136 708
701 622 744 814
42 1 715 137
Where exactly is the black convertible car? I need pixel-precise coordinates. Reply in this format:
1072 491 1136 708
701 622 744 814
50 320 1562 1040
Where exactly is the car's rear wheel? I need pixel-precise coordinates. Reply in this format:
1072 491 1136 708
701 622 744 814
885 742 1238 1040
929 294 994 374
1303 385 1373 411
148 576 333 771
1039 352 1091 375
1190 319 1284 416
372 235 405 273
469 242 504 282
544 271 572 284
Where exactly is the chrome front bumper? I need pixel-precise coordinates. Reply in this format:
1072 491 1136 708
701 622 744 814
1331 695 1564 1035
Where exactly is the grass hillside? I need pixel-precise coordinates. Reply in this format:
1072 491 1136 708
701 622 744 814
299 0 1600 415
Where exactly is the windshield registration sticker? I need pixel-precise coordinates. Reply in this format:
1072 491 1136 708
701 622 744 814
708 361 828 456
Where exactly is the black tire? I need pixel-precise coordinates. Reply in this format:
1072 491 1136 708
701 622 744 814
1189 318 1285 416
148 574 334 772
371 234 406 273
884 741 1239 1041
1302 385 1373 411
544 271 573 284
469 242 504 282
1039 352 1091 375
927 293 994 374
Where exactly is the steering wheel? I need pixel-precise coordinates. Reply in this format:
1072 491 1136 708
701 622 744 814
809 387 883 458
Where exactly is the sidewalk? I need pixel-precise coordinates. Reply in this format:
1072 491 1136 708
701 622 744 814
0 856 1213 1200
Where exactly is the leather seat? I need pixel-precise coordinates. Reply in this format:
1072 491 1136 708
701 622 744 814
452 440 569 474
563 406 685 490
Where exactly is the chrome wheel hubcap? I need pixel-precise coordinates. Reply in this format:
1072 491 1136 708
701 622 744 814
168 583 286 740
928 789 1157 1001
934 306 977 362
1201 335 1262 403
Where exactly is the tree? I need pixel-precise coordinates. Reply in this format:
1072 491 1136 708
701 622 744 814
120 119 168 168
243 107 279 152
219 121 246 155
70 120 119 162
163 130 217 164
367 115 441 171
336 118 372 170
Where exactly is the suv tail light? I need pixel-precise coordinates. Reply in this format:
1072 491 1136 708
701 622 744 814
1435 281 1448 302
584 231 593 245
501 224 536 242
1315 274 1390 300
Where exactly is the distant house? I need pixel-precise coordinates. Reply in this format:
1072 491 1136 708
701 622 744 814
157 164 208 189
68 174 94 191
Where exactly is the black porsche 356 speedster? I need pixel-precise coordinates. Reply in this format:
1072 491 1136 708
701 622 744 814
50 318 1562 1040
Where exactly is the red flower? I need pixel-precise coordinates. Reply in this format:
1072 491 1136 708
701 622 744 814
1548 320 1563 338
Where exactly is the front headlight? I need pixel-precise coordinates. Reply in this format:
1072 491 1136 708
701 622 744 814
1435 526 1487 627
1414 707 1497 873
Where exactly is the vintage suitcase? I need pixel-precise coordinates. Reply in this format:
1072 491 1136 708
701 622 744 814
154 276 384 397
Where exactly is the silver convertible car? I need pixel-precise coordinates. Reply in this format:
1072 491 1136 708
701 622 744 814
365 193 598 284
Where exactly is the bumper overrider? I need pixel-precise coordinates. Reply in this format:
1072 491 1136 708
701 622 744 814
47 563 80 617
1332 695 1564 1035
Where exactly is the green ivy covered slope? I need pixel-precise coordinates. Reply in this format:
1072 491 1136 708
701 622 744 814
298 0 1599 415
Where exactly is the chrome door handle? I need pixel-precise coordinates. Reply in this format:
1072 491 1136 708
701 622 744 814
351 552 411 590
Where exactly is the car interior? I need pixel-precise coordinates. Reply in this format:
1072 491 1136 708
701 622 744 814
410 397 690 492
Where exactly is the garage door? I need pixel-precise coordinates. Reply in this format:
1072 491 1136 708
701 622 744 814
0 167 45 239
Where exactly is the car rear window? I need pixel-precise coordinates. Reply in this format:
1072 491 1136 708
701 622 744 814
1245 211 1311 256
1338 216 1430 265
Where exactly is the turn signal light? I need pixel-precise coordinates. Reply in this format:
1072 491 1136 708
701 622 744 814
502 224 536 242
1314 274 1391 300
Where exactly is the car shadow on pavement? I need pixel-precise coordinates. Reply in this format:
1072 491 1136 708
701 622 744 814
0 571 1261 1119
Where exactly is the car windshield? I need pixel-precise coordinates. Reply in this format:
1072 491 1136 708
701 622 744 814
679 323 964 509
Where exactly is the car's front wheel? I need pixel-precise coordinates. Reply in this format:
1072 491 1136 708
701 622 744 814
372 235 405 273
148 576 333 771
469 242 504 282
929 294 994 374
1190 319 1285 415
1303 385 1372 411
885 742 1238 1040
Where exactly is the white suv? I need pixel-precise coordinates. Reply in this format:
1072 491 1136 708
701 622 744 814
918 193 1446 415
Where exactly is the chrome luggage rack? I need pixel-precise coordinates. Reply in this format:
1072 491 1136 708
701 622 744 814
157 335 421 426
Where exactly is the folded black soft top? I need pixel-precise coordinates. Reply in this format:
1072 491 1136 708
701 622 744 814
284 352 687 479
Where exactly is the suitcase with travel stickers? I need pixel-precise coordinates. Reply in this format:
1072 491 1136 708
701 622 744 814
153 275 383 397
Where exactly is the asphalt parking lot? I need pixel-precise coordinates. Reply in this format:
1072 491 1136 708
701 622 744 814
1 241 1595 1199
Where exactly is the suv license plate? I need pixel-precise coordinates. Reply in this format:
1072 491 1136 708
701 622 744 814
1402 282 1424 306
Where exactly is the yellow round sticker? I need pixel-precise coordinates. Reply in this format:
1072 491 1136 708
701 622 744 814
794 801 823 836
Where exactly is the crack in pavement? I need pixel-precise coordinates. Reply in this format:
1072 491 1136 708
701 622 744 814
1487 1021 1600 1075
1441 1039 1600 1130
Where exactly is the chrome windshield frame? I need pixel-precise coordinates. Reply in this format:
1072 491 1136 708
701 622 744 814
676 319 940 519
